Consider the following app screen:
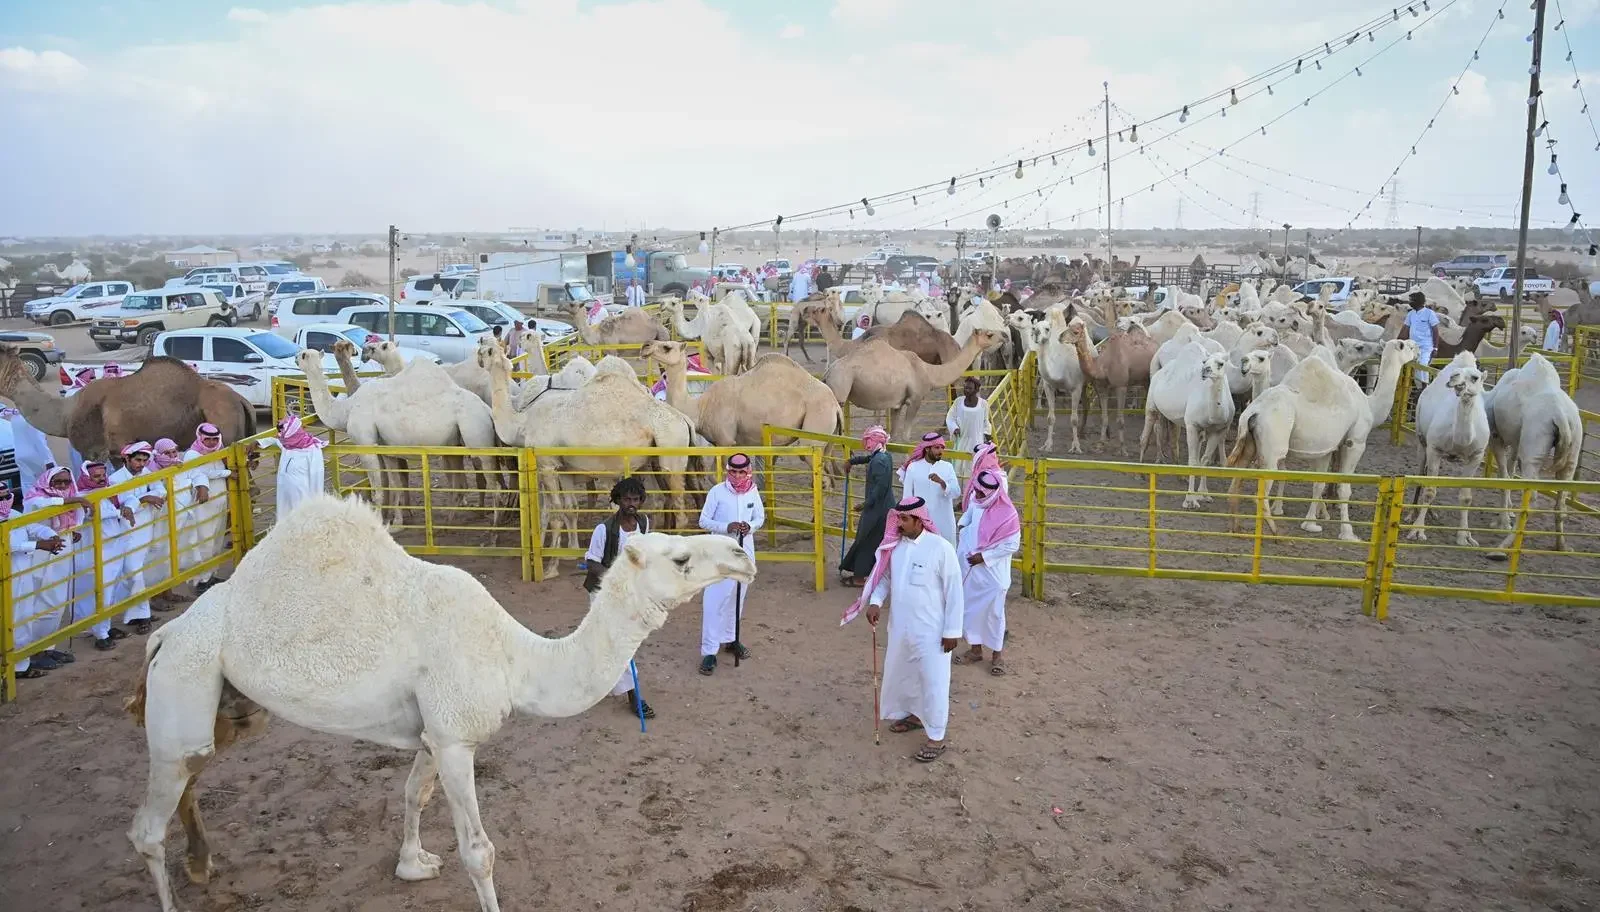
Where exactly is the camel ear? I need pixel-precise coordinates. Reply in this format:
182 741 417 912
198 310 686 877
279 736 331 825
622 539 649 568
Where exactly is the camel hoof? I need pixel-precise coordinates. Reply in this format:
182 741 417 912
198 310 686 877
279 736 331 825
1067 443 1083 455
396 850 443 882
186 858 214 885
1486 550 1509 562
1337 531 1362 543
1458 535 1479 548
1301 521 1323 534
1405 527 1427 542
1270 504 1284 517
1181 497 1202 510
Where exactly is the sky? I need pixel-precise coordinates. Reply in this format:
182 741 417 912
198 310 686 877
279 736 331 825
1 0 1597 238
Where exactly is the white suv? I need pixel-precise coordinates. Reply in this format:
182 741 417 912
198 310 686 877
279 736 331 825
334 304 494 363
24 281 135 326
270 291 389 337
399 273 476 304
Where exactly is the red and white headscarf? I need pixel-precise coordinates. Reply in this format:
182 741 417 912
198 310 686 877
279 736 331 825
898 431 944 479
153 438 183 468
190 422 223 455
960 442 1004 511
27 463 80 531
77 461 108 491
0 481 12 520
968 469 1021 553
861 425 889 453
101 362 125 378
278 414 325 450
121 441 154 471
724 453 754 494
71 367 96 389
842 496 938 626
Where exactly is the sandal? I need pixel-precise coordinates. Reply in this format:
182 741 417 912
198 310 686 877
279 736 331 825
17 667 48 679
94 638 116 651
887 718 924 734
129 619 153 636
43 650 74 664
29 654 61 671
914 743 948 763
952 649 984 666
626 691 656 719
107 627 130 641
723 642 751 660
698 655 717 676
989 663 1007 676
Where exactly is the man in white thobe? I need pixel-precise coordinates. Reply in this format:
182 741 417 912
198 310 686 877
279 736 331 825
626 279 646 308
106 441 165 635
953 469 1022 675
862 496 964 763
898 432 958 547
178 422 232 593
944 377 992 469
789 266 811 302
696 453 764 675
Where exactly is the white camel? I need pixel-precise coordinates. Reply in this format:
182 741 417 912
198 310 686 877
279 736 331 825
1480 352 1582 555
1227 339 1420 541
125 494 756 912
1139 345 1235 507
1405 352 1491 546
1035 307 1094 453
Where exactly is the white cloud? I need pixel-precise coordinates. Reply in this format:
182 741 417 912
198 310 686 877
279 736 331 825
830 0 906 25
779 23 806 39
227 7 270 24
1452 69 1493 117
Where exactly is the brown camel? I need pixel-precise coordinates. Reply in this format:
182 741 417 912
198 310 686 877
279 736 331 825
859 311 962 364
803 302 871 360
330 339 364 393
1066 311 1159 449
821 330 1002 440
567 301 669 344
0 345 75 436
68 358 257 460
1432 313 1507 361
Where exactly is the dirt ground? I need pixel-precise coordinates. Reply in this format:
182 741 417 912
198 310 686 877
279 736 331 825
3 551 1599 912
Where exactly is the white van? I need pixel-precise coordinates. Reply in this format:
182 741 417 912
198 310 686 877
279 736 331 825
270 291 389 337
169 263 271 294
333 303 494 363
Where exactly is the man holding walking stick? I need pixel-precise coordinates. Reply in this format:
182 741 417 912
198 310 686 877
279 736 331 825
697 453 764 676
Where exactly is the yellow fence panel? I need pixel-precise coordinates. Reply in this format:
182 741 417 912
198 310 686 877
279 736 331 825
1573 325 1598 397
325 443 525 559
544 340 706 381
2 445 255 701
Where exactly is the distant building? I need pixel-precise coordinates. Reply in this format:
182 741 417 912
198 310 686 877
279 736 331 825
164 245 238 267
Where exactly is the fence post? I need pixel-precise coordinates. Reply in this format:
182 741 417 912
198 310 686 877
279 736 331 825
166 472 182 582
1372 477 1406 621
1361 477 1393 616
1390 363 1412 447
526 450 544 584
1031 457 1047 600
1570 327 1585 397
2 535 14 703
420 454 434 548
518 449 533 583
811 446 825 592
231 443 255 554
1501 487 1534 597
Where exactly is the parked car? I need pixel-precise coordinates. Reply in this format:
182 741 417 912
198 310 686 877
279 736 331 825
763 258 793 278
1473 266 1556 298
168 263 273 294
264 276 327 307
88 288 236 351
333 303 494 363
399 273 468 304
448 300 578 345
853 251 889 268
203 282 268 321
0 330 65 380
712 263 747 282
1291 277 1357 304
1430 253 1508 278
291 323 440 373
885 254 938 277
439 264 476 275
22 281 135 326
269 290 390 337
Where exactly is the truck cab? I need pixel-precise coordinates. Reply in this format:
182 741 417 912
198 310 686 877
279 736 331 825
23 281 135 325
612 250 711 298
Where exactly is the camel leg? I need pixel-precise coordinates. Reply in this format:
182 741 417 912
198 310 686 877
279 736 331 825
396 749 443 881
1182 422 1206 509
1137 399 1159 463
1041 384 1058 451
1299 453 1334 533
1456 460 1481 548
1491 445 1518 556
1332 441 1367 542
1068 385 1084 454
1097 383 1111 443
430 741 501 912
1115 387 1131 452
1405 449 1441 541
1258 460 1281 537
360 452 387 517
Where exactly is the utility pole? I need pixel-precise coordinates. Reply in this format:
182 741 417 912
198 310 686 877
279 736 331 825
1413 225 1423 282
1103 83 1114 268
1174 198 1184 231
386 224 399 341
1281 223 1292 280
1509 0 1547 369
1248 191 1261 230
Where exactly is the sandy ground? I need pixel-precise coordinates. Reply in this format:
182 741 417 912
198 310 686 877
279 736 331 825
3 552 1599 912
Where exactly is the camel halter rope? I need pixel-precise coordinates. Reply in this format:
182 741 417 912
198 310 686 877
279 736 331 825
629 660 645 734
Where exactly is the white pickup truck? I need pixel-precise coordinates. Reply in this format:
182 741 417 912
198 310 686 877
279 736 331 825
1473 267 1556 298
22 281 135 326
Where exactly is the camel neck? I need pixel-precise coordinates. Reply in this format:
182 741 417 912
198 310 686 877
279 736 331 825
485 362 521 446
1 376 73 436
508 568 666 717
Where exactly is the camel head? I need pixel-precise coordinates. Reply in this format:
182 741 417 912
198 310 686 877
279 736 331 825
640 339 687 368
361 340 401 364
1443 356 1485 400
1199 352 1228 382
1334 338 1383 372
477 341 512 372
294 348 323 375
1382 338 1421 368
0 343 35 393
1465 313 1507 337
1240 324 1279 352
331 339 360 362
969 328 1005 351
1063 316 1089 343
1005 310 1034 333
1240 349 1272 379
611 532 757 615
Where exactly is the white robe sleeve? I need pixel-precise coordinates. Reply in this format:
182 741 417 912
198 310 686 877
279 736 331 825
976 400 991 440
748 489 765 532
980 530 1022 569
944 400 960 437
932 463 958 504
698 486 728 534
868 563 891 607
583 523 607 563
940 542 965 639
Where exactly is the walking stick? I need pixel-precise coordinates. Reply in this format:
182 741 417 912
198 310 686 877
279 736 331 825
840 468 851 566
733 531 746 668
629 659 646 733
871 622 881 746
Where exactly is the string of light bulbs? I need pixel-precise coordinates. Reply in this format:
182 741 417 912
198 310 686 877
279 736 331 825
1550 0 1599 154
1538 106 1596 256
906 2 1456 233
695 1 1445 237
1332 0 1509 235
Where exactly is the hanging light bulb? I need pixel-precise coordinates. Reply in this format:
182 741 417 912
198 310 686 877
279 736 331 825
1526 31 1535 42
1295 59 1302 74
1549 154 1559 175
912 195 918 205
1260 126 1266 135
1405 30 1412 40
1369 31 1376 42
1452 84 1460 95
1221 106 1227 118
1392 7 1399 20
1555 17 1565 30
1129 123 1139 142
1179 105 1189 123
1324 41 1331 54
1559 183 1570 205
848 209 855 220
1015 159 1024 179
1117 130 1124 142
1050 154 1058 166
624 242 637 270
1315 59 1322 70
1589 243 1598 256
948 177 957 196
978 176 985 187
1423 0 1430 9
1535 120 1547 137
1409 5 1418 17
1087 139 1096 156
861 197 874 216
1497 7 1504 18
1230 88 1238 105
1267 84 1274 95
1356 67 1363 76
697 231 708 255
1473 49 1479 60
